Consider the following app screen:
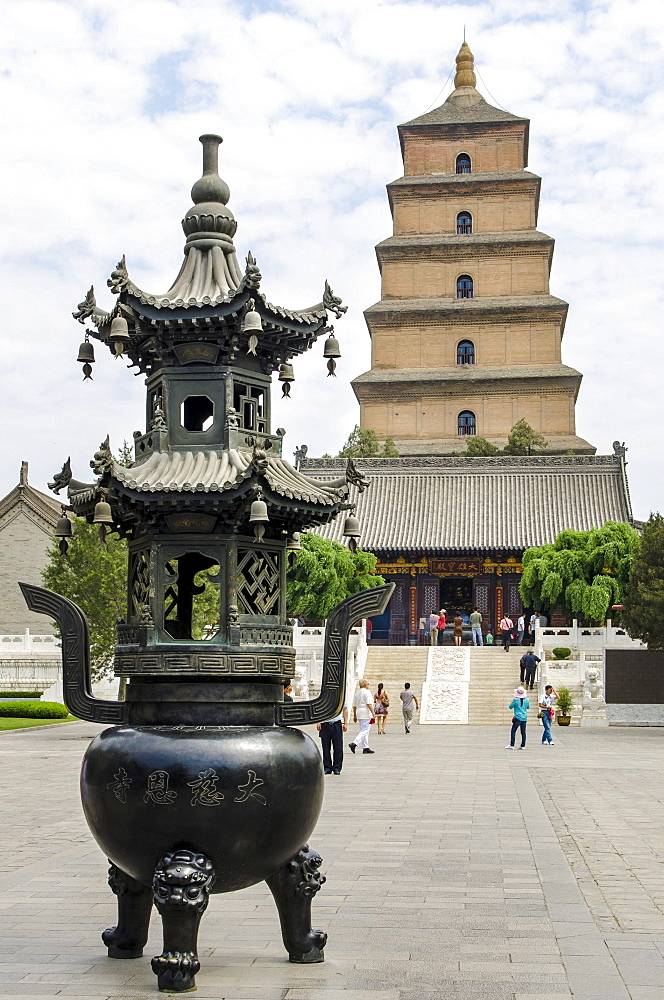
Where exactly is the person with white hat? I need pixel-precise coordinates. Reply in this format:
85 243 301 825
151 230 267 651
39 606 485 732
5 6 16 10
506 686 530 749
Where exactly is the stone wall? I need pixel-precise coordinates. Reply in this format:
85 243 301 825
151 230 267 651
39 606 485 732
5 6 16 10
0 509 55 634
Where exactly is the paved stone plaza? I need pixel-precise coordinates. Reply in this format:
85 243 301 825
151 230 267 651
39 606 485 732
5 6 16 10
1 721 663 999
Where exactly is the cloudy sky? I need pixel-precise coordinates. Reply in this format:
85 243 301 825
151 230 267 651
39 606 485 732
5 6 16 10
1 0 662 519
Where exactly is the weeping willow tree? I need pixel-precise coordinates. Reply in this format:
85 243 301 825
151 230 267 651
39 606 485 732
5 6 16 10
286 533 384 623
519 522 640 622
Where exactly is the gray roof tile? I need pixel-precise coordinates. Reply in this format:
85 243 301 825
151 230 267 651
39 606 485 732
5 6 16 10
305 456 632 553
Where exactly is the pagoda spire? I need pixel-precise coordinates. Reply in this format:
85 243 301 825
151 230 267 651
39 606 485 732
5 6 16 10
454 41 476 89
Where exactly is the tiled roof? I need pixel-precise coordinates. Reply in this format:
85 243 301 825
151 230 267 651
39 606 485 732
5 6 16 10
402 93 528 129
111 450 347 505
364 295 568 317
377 231 553 252
305 456 632 553
388 171 540 190
352 363 582 387
0 483 61 527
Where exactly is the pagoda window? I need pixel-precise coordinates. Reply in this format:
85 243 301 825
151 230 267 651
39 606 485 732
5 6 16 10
181 395 214 432
456 275 474 298
233 382 268 434
456 153 472 174
456 212 472 234
457 340 475 365
458 410 476 436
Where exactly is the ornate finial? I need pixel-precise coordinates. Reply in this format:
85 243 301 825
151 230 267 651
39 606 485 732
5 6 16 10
19 461 28 487
454 41 476 89
190 134 230 206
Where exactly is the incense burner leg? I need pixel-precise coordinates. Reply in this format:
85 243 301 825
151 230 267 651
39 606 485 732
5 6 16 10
102 863 153 959
266 844 327 963
151 850 216 993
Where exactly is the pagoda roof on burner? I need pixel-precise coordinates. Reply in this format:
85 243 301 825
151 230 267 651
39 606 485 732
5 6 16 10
106 449 348 506
76 134 339 341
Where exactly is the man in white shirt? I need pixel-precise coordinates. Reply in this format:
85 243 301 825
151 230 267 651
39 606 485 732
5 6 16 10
517 614 525 645
349 679 375 754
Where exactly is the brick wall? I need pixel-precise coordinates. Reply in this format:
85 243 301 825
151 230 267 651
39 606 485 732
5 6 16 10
0 509 56 634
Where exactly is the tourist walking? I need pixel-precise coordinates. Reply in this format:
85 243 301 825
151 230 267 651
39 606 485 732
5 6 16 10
539 684 557 745
400 682 419 733
500 615 514 651
521 650 541 690
427 610 440 645
506 686 530 748
349 679 375 754
438 609 446 642
517 614 525 645
283 681 293 702
317 702 348 773
453 614 464 646
469 607 483 646
374 682 390 734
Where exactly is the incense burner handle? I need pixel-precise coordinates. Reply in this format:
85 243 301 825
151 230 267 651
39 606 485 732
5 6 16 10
19 582 127 725
276 582 395 727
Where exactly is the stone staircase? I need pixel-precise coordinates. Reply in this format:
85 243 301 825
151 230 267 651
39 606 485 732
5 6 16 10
363 645 533 725
468 647 529 725
363 646 429 718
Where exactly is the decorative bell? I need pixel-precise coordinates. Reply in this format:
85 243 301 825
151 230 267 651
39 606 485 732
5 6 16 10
243 299 263 333
77 334 95 380
110 315 130 357
54 512 73 556
93 498 114 524
323 332 340 358
343 513 361 553
286 532 301 551
93 496 114 544
324 331 340 377
249 494 269 542
279 362 294 397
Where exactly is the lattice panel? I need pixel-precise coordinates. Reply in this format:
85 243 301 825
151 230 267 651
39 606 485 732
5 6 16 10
130 550 150 620
422 583 438 615
237 548 280 616
391 584 405 620
473 583 490 618
507 584 523 617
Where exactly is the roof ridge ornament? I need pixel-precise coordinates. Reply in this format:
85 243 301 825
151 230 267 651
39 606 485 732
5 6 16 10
107 255 128 295
323 280 347 318
454 41 476 89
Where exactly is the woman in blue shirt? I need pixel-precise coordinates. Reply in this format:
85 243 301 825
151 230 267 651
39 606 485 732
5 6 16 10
506 686 530 748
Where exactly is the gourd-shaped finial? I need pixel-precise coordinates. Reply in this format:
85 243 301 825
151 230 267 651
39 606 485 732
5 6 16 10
454 41 476 89
191 134 230 205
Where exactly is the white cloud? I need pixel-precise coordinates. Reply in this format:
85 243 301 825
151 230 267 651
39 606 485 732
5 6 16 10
0 0 662 519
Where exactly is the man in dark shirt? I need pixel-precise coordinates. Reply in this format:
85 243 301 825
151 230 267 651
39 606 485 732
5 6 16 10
283 681 294 702
519 651 541 691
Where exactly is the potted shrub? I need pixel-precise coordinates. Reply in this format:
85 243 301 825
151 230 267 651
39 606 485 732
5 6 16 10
556 686 574 725
552 647 571 660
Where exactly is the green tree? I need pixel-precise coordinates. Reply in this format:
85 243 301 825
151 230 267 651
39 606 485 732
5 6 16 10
465 436 501 456
286 533 385 622
519 521 640 622
337 425 398 458
42 518 127 679
503 419 548 455
622 513 664 648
